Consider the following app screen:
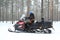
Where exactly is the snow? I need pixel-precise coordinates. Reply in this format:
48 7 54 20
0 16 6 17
0 21 60 40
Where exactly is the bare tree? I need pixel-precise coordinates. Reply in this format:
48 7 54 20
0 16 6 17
49 0 53 21
41 0 43 18
27 0 31 17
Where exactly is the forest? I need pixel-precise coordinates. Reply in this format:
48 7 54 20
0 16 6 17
0 0 59 22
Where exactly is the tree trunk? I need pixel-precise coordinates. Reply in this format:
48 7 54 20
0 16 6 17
41 0 43 18
27 0 31 17
49 0 53 21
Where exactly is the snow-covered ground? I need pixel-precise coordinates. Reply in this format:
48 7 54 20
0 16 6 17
0 21 60 40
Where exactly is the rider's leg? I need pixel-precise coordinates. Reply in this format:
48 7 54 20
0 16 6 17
14 24 20 30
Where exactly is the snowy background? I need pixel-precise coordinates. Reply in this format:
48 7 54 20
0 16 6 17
0 21 60 40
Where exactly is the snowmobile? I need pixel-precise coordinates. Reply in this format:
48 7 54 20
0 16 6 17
8 18 53 33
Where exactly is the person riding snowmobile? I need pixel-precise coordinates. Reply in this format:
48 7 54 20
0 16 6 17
24 12 35 32
14 12 35 32
14 13 26 31
29 12 35 24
